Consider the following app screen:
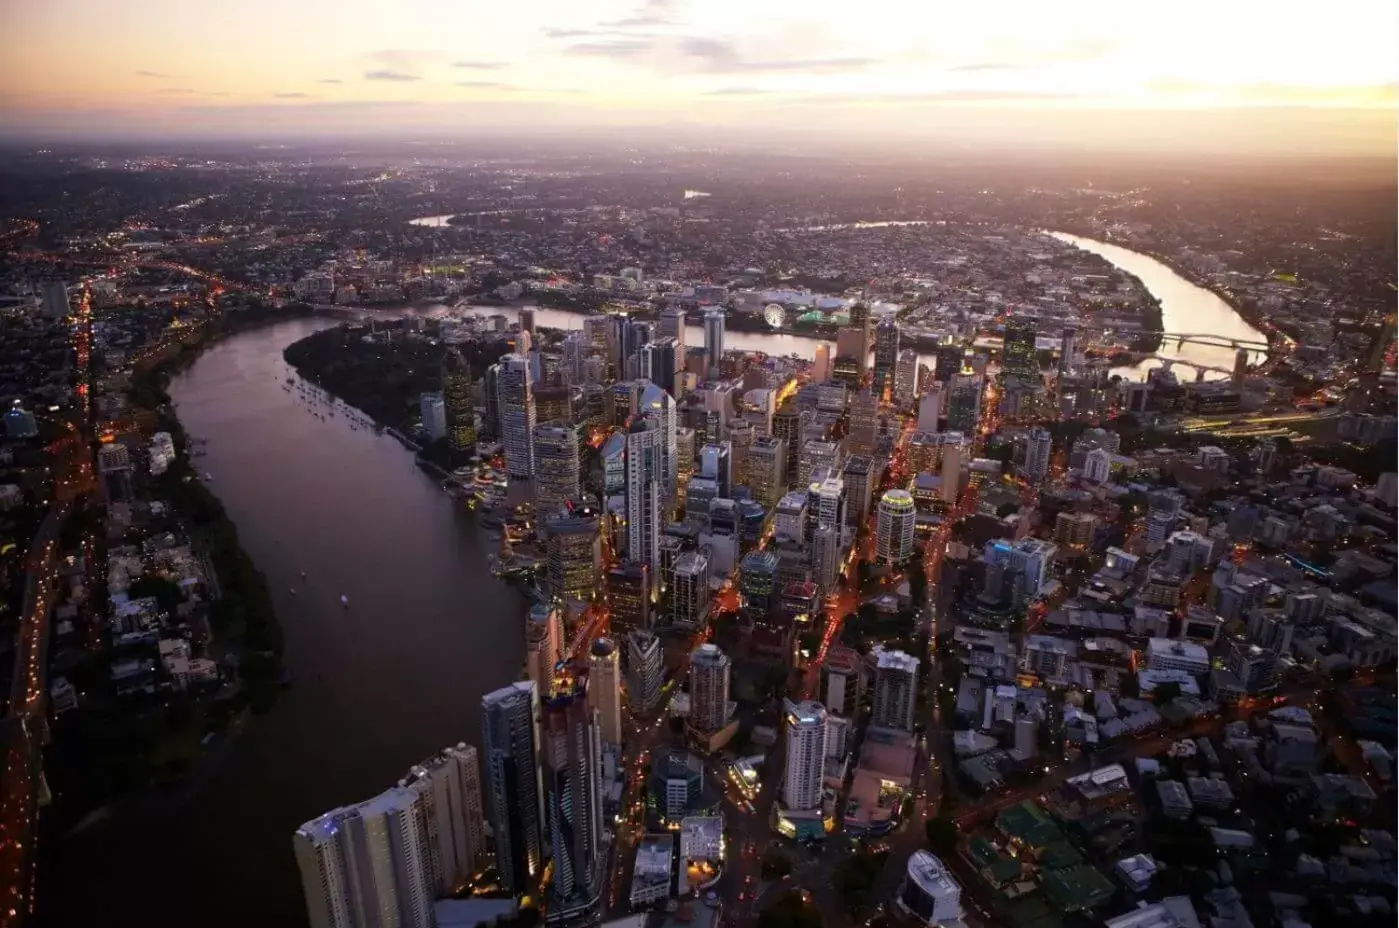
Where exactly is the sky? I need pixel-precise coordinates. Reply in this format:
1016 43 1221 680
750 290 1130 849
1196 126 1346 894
3 0 1397 152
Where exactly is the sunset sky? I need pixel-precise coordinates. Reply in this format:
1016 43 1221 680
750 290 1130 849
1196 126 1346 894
3 0 1397 149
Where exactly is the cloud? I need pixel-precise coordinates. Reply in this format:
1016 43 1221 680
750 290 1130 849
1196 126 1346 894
452 61 506 70
946 63 1018 72
776 88 1093 106
543 28 599 38
564 38 658 59
369 49 449 68
317 78 344 84
136 70 173 79
156 87 199 95
275 92 312 99
703 86 775 96
455 80 511 89
365 70 423 82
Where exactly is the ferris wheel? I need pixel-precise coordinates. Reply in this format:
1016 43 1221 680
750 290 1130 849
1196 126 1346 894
763 303 786 328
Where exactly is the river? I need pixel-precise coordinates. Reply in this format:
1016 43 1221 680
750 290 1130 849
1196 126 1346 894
39 317 526 928
38 232 1258 926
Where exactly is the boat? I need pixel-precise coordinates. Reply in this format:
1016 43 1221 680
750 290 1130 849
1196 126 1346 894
340 594 350 608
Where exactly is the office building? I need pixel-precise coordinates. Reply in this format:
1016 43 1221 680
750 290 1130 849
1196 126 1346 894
821 646 863 717
481 682 545 896
934 344 965 383
543 506 603 604
799 439 840 488
1054 511 1097 549
689 644 731 733
541 674 605 923
842 455 876 529
41 281 70 318
589 638 623 745
1001 318 1039 380
774 491 809 542
97 442 134 503
608 562 652 634
644 337 682 396
648 750 718 825
811 525 843 594
740 551 780 624
639 383 679 502
534 384 572 426
525 604 563 697
812 342 832 383
781 699 828 812
872 648 919 732
703 309 725 379
3 401 38 439
894 349 920 407
897 852 963 927
847 389 879 452
698 442 733 497
873 315 900 395
916 385 943 433
496 354 536 481
876 490 917 566
1058 326 1077 376
1023 426 1052 483
672 552 712 627
1146 638 1210 675
533 423 580 513
626 629 664 714
940 438 964 505
1083 447 1112 484
399 744 487 897
946 374 982 434
293 787 434 928
658 306 686 347
747 435 788 506
442 349 476 460
626 417 664 575
420 391 447 443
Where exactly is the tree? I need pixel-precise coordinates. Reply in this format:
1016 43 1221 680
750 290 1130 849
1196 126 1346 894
1119 673 1141 699
1152 681 1182 704
127 575 184 613
925 815 959 854
833 850 885 913
758 891 822 928
761 845 793 879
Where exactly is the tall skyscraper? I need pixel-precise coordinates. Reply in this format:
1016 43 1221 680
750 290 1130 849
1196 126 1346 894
946 374 982 434
533 423 580 512
525 604 563 697
658 306 687 349
747 435 788 506
893 348 920 407
672 551 712 627
781 699 828 812
1058 326 1077 376
442 349 476 461
703 309 725 380
1023 426 1053 484
481 682 545 895
644 337 681 396
876 489 917 566
873 315 901 396
812 342 832 383
639 383 678 501
800 440 841 489
497 354 536 481
871 648 919 732
916 385 943 433
689 643 731 733
399 744 487 897
543 506 602 604
811 525 843 593
541 674 605 923
625 417 663 576
1001 319 1039 381
589 638 623 745
699 442 733 497
293 787 434 928
626 629 664 714
934 343 964 383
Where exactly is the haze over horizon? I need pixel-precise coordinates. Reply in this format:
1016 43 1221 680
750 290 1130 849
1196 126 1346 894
3 0 1397 156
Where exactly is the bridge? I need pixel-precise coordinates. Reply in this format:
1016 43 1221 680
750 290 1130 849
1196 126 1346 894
1142 331 1271 351
1137 356 1234 377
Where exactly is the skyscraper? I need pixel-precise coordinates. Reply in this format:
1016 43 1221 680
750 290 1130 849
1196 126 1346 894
916 385 943 433
873 315 900 396
644 337 682 396
497 354 536 481
626 629 664 714
871 648 919 732
946 374 982 434
293 787 435 928
399 744 487 897
442 349 476 461
781 699 828 812
876 489 917 566
541 674 605 923
739 550 780 624
1023 426 1052 484
689 643 731 733
481 682 545 895
589 638 623 745
639 383 678 502
420 391 448 443
746 435 788 506
893 348 920 407
525 604 563 698
934 343 964 383
812 342 832 383
672 551 712 627
1058 326 1077 376
703 309 725 379
543 506 602 604
626 417 663 576
1001 318 1039 381
533 423 580 512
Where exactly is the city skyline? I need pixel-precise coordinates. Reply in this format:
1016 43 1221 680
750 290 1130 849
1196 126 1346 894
3 0 1397 153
